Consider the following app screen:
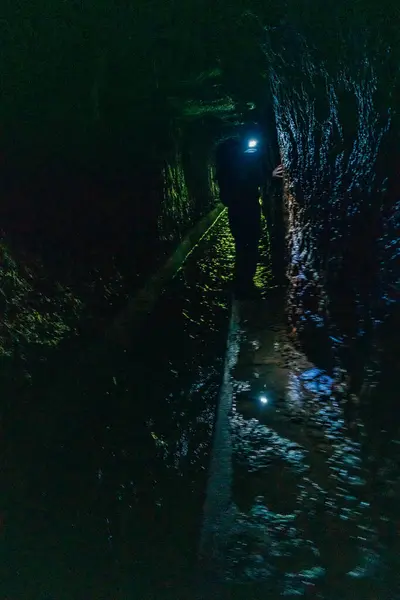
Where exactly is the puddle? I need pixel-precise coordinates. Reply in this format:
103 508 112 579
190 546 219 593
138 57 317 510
209 297 400 598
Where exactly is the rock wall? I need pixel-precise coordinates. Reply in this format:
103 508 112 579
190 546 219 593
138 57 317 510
158 124 219 246
0 118 219 360
0 0 224 360
265 8 399 397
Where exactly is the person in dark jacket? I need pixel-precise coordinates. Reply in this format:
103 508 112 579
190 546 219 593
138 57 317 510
215 137 264 298
215 137 284 298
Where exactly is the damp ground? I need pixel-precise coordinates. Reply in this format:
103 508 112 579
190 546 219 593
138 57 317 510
1 210 399 599
198 291 400 599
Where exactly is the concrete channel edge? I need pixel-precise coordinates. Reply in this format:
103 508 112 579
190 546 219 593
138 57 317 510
195 299 241 598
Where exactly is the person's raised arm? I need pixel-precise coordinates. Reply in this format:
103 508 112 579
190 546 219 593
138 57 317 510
272 164 284 178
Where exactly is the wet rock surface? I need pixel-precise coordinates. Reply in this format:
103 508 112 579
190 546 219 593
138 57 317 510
267 9 400 419
207 294 400 598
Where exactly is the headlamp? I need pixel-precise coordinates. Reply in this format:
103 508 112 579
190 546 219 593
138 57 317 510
245 139 259 154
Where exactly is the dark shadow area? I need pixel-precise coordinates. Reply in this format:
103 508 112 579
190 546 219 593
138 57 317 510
0 214 235 599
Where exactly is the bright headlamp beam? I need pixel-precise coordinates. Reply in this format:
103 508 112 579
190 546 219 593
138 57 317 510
248 139 258 148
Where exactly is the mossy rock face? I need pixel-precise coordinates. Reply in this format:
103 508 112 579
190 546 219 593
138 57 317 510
0 241 84 358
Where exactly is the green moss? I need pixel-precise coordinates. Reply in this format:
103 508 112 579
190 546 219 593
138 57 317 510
182 98 236 117
0 241 83 357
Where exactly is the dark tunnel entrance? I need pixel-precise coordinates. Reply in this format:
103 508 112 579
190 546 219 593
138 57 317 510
1 0 399 597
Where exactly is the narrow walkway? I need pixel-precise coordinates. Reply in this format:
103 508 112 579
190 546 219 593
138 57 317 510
198 293 400 599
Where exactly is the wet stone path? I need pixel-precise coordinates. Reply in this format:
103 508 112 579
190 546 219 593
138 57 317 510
198 292 400 599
